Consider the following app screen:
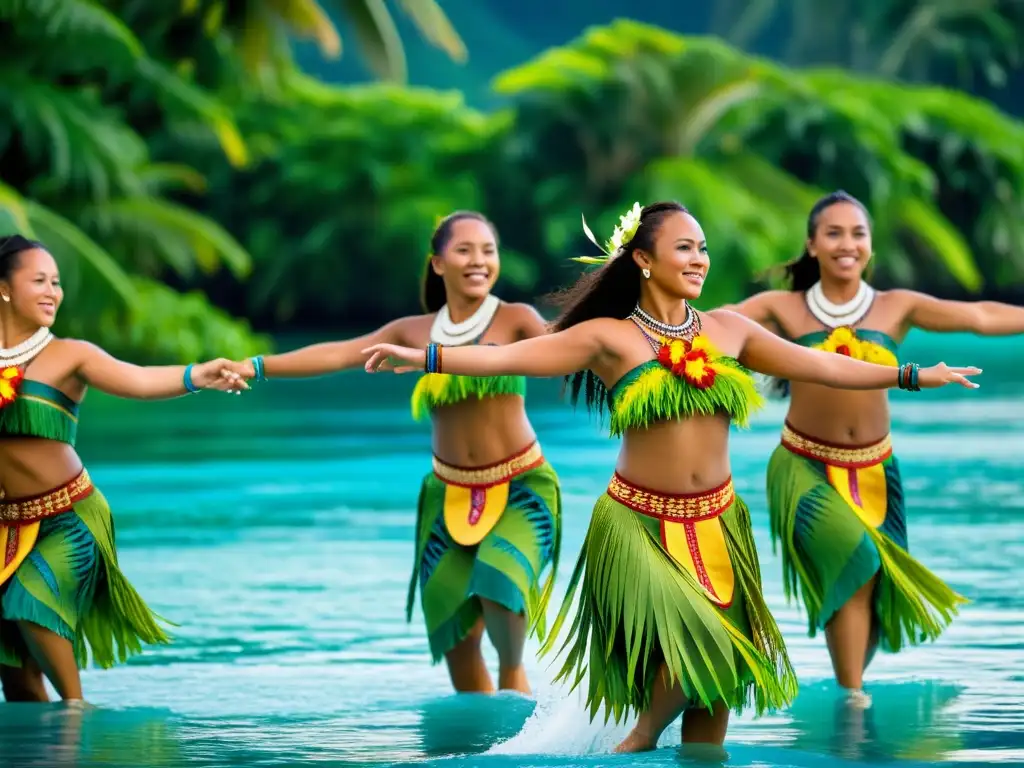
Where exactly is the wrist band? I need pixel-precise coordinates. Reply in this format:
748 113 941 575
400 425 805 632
898 362 920 392
251 355 266 382
425 343 443 374
183 363 200 393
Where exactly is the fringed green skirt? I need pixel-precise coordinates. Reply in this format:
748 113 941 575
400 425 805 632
0 469 171 669
407 442 561 661
767 423 967 652
542 472 797 724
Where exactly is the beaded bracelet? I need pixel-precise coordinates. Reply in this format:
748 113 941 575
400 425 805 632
425 343 443 374
898 362 921 391
250 355 266 382
183 363 200 394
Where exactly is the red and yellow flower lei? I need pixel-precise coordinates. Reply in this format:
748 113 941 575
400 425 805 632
815 326 898 367
0 365 24 410
655 335 719 389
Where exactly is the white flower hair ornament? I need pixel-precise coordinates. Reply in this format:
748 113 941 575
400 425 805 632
574 201 644 265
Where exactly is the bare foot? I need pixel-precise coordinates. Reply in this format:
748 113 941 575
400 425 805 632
497 664 531 695
614 728 658 753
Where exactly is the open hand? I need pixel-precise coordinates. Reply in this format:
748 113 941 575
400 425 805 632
919 363 982 389
362 343 425 374
192 358 252 393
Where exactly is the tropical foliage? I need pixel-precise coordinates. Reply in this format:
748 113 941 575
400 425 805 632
0 0 466 361
2 8 1023 358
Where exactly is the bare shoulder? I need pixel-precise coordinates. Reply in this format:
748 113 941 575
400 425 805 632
384 312 431 338
51 337 94 361
503 301 546 323
877 288 919 306
705 307 755 330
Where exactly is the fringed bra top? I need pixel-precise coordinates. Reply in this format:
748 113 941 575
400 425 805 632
607 334 763 436
0 376 79 446
411 372 527 421
793 326 900 367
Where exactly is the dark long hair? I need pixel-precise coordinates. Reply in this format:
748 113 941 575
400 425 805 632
546 201 689 414
783 190 870 292
420 211 498 313
0 235 44 285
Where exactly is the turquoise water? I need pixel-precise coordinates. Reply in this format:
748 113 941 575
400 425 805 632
5 331 1024 768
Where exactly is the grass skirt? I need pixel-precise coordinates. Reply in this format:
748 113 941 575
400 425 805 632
407 442 561 661
0 470 171 669
541 473 796 724
766 423 966 652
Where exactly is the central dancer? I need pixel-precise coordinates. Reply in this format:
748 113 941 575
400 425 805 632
362 201 981 752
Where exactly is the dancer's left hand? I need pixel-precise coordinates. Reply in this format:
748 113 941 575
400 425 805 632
362 344 425 374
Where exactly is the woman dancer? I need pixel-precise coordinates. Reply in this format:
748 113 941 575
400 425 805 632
0 235 249 703
724 190 1021 706
234 211 560 695
361 201 981 751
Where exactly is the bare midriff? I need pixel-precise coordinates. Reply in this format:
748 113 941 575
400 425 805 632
430 394 537 468
615 412 732 494
0 439 84 499
786 382 891 446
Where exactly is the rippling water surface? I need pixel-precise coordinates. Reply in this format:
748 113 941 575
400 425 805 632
4 332 1023 768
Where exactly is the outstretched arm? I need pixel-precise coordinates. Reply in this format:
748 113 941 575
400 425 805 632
259 318 409 379
894 289 1024 336
362 319 609 378
723 312 980 390
71 341 247 399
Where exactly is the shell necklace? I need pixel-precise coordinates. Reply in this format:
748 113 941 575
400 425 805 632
630 304 702 352
430 294 500 346
805 280 874 329
0 326 53 367
630 302 696 339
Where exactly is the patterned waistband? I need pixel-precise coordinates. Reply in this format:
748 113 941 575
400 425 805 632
607 473 735 522
781 422 892 468
0 469 94 524
432 442 544 488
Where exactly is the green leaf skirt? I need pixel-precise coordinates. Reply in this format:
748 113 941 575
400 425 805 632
540 472 797 724
407 444 562 661
1 470 171 670
767 422 967 653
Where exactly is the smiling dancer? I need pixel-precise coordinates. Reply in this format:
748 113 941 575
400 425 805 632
0 234 249 703
233 211 560 695
360 201 981 751
724 190 1023 707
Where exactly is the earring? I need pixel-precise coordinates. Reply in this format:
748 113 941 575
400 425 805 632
1 295 8 302
642 268 651 279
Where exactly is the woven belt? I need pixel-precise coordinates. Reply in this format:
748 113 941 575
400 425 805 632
781 422 892 468
432 442 544 488
0 469 93 524
607 473 734 522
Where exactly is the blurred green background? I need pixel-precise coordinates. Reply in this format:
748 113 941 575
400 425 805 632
2 0 1023 362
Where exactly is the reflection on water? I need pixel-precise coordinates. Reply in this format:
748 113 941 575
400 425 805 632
2 332 1024 767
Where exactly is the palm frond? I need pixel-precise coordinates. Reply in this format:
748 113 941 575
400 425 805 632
396 0 467 62
0 70 144 198
895 197 984 291
81 197 252 278
338 0 406 81
2 0 143 59
17 196 138 307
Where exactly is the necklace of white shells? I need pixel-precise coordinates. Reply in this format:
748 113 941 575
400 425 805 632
430 294 500 346
805 280 875 329
0 326 53 368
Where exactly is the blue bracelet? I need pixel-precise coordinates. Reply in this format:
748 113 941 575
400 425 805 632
425 343 439 374
183 363 200 393
909 362 920 391
251 355 266 382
